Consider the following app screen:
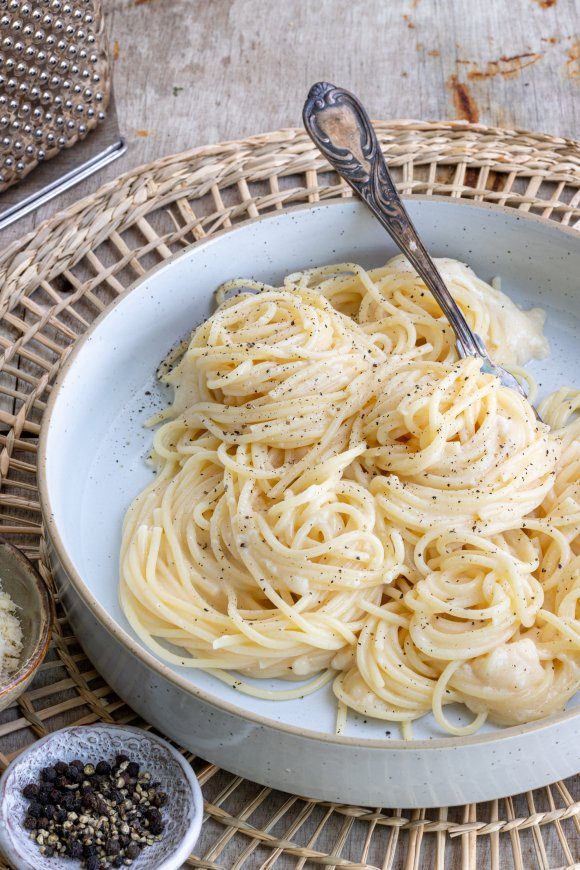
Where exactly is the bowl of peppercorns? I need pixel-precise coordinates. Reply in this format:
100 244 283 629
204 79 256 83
0 724 203 870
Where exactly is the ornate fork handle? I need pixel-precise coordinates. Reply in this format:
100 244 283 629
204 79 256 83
302 81 489 362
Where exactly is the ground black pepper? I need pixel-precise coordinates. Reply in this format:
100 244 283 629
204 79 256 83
21 753 168 868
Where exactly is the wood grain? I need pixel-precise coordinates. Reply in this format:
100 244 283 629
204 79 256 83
1 0 578 248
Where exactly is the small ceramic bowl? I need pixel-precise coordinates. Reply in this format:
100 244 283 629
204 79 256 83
0 723 204 870
0 538 53 713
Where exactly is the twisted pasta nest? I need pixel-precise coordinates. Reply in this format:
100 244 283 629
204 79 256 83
120 257 579 735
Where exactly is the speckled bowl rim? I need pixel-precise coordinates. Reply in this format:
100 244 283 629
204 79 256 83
0 537 54 701
0 723 204 870
37 196 580 752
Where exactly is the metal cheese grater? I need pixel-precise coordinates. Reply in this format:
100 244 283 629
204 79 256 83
0 0 125 228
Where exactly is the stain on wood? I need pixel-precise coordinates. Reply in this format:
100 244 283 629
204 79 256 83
566 40 580 76
428 49 440 56
464 167 480 188
448 75 480 123
135 129 150 137
112 40 120 61
402 14 416 28
532 0 557 7
466 52 543 79
489 172 506 192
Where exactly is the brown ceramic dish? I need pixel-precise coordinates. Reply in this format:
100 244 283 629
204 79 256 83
0 538 53 712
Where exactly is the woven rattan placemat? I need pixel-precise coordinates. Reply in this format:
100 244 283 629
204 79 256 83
0 122 578 870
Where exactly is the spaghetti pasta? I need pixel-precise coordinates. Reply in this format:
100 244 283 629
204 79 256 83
120 256 579 735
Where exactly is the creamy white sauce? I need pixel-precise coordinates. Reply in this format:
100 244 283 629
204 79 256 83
470 638 545 692
386 255 549 366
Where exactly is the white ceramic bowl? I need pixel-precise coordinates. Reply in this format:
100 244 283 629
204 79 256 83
0 539 53 713
38 198 580 808
0 724 203 870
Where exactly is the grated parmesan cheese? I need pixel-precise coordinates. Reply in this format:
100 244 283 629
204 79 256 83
0 583 23 681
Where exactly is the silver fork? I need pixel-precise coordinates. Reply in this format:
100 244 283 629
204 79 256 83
303 81 532 405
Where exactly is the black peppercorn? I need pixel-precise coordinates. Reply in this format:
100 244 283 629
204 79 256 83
95 760 111 776
69 759 84 770
126 761 140 778
22 815 37 830
27 801 43 818
105 838 121 855
67 765 82 783
149 817 164 836
54 761 70 776
22 783 39 799
153 790 168 807
86 857 100 870
82 792 98 811
125 842 141 859
67 840 84 859
38 785 52 803
40 766 57 782
115 754 129 767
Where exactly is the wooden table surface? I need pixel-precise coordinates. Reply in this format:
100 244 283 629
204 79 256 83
1 0 579 248
0 1 578 867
